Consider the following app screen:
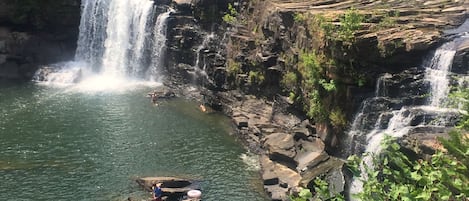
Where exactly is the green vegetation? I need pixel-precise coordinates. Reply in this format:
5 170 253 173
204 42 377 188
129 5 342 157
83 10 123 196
313 177 346 201
248 71 265 85
378 11 400 29
297 51 329 121
294 13 306 23
329 108 347 129
289 91 297 102
357 74 366 87
282 71 298 90
291 176 346 201
222 3 238 24
338 8 364 43
449 87 469 130
307 90 326 120
306 87 469 201
349 135 468 201
339 83 469 201
298 51 324 87
440 130 469 168
226 58 241 75
290 187 313 201
319 79 336 92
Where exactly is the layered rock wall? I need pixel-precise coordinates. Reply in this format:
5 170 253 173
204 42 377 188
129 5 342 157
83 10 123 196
181 0 468 200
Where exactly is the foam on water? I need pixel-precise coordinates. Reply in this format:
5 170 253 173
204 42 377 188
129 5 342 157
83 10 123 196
240 153 261 171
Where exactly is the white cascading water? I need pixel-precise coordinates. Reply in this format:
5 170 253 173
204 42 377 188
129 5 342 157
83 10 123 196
34 0 172 91
100 0 154 77
195 33 215 75
425 43 457 107
348 38 463 196
148 9 173 82
75 0 108 68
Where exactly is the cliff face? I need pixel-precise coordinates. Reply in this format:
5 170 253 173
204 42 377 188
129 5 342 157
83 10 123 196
0 0 80 79
174 0 469 200
216 0 468 147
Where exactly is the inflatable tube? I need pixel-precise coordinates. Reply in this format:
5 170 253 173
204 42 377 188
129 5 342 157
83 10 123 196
187 189 202 198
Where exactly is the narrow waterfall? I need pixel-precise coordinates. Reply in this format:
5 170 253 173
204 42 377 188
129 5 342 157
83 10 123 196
425 42 457 107
34 0 172 87
149 10 173 82
348 35 467 195
195 33 215 75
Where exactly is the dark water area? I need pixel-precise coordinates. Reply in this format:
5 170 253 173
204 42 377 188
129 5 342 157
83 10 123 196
0 81 268 201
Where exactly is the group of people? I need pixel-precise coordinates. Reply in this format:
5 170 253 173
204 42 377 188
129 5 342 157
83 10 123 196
147 90 208 113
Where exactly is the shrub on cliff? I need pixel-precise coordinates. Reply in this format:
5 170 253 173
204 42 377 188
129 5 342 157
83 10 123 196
349 136 468 201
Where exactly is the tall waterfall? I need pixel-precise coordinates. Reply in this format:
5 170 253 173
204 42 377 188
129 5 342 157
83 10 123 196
348 34 468 196
34 0 172 88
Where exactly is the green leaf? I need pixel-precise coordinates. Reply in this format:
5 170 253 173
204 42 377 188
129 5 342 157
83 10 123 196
415 191 431 200
298 188 312 199
410 171 422 181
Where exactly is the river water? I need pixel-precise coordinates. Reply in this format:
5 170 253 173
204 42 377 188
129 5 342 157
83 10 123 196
0 80 268 201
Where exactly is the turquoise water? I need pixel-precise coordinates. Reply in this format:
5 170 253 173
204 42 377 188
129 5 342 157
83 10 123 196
0 81 268 201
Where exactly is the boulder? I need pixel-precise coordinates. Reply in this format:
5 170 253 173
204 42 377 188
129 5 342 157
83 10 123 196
297 137 325 153
299 157 344 187
295 151 329 172
261 155 301 189
325 168 345 196
263 132 296 159
233 115 249 128
264 184 289 201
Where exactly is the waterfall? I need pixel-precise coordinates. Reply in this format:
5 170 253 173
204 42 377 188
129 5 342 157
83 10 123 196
75 0 108 69
34 0 172 89
425 42 457 107
348 35 467 196
148 9 173 82
195 33 215 74
100 0 154 78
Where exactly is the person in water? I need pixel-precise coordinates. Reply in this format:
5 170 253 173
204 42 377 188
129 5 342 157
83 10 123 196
148 91 158 105
199 104 207 112
152 183 163 201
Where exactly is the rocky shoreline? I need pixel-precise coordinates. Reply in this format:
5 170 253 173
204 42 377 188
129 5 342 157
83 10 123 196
156 78 347 200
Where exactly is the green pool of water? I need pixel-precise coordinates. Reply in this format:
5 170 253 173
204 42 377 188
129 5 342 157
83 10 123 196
0 81 268 201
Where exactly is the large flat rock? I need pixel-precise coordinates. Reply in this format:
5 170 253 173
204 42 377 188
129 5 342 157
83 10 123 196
261 155 301 189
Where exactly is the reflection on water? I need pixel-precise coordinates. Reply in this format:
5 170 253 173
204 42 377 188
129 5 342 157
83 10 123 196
0 82 268 201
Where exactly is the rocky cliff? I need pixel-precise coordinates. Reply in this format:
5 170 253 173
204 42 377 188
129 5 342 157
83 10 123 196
166 0 468 200
0 0 80 79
